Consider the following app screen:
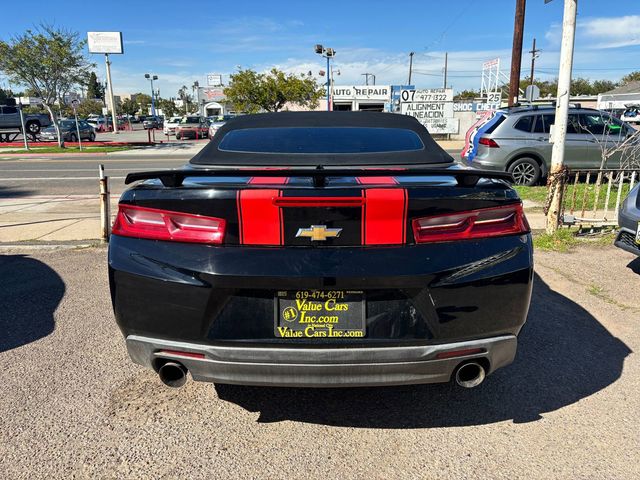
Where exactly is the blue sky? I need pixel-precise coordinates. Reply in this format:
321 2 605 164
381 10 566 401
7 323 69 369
1 0 639 96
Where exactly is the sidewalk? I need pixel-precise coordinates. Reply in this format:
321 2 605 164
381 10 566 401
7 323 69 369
0 195 117 242
0 194 545 243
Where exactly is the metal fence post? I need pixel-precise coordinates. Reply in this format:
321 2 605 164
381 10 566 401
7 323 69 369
99 164 111 241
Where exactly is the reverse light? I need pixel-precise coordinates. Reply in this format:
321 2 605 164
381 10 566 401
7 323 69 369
479 137 500 148
435 348 484 359
112 204 226 244
412 204 529 243
158 349 205 359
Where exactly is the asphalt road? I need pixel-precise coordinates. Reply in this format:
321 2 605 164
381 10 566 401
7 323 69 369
0 148 463 197
0 154 190 197
0 244 638 479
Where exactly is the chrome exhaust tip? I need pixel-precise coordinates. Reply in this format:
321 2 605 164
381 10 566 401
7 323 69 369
158 361 188 388
454 361 486 388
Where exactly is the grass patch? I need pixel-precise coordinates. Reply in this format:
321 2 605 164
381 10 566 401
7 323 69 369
514 186 548 204
533 228 618 252
515 180 632 212
533 228 579 252
0 146 133 154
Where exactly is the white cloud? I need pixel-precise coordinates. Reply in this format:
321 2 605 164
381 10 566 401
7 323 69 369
581 15 640 48
547 15 640 49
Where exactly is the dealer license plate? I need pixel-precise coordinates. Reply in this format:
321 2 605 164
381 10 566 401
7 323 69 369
275 290 365 339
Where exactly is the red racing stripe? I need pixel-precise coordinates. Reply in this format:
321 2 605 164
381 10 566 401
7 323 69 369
238 189 282 245
236 177 288 245
363 188 407 245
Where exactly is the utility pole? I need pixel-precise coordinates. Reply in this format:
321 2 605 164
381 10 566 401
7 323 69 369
529 37 540 86
408 52 415 85
443 52 448 89
546 0 577 234
508 0 526 106
361 73 374 85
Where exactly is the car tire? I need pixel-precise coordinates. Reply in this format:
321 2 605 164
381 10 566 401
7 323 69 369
89 132 96 142
176 133 181 140
508 157 541 186
26 121 40 134
69 133 77 142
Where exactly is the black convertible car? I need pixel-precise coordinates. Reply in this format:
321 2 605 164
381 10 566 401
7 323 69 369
109 112 533 389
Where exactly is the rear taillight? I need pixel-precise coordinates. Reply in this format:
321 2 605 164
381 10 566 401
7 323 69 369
412 204 529 243
112 205 225 244
479 137 499 148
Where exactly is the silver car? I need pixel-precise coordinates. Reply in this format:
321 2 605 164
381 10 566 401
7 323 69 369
464 106 637 185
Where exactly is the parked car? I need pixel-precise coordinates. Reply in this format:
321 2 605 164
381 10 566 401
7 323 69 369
207 114 235 139
0 104 51 134
163 116 182 135
109 111 533 390
143 116 163 129
87 117 108 132
615 183 640 256
462 106 637 186
621 105 640 125
40 119 95 142
175 116 208 139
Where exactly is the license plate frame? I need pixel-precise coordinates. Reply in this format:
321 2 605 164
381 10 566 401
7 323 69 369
274 290 366 339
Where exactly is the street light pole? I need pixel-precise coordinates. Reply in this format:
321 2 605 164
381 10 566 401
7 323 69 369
315 44 336 111
145 74 158 117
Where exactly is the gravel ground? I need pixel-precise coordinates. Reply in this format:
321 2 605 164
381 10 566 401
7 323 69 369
0 244 638 479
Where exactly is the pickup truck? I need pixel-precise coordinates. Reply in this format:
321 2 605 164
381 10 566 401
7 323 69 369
0 105 52 134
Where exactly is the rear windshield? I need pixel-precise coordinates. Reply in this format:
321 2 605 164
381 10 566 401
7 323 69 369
217 127 425 154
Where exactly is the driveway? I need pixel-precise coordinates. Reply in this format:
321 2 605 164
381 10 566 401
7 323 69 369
0 244 637 479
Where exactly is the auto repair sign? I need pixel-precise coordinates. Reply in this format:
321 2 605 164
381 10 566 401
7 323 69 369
400 88 459 134
333 86 391 101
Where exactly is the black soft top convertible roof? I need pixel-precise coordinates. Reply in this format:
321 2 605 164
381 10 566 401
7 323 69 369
189 111 454 167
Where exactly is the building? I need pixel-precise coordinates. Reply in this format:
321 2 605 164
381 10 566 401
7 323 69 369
330 85 391 111
597 81 640 113
196 86 234 117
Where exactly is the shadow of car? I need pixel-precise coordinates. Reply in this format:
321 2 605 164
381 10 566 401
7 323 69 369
0 255 65 353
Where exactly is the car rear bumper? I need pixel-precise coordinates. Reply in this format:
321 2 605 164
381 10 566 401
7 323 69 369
126 334 517 387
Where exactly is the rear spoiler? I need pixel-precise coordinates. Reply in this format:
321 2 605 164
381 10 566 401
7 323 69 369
125 167 514 188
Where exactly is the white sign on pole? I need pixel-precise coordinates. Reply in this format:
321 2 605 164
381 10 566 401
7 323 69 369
400 88 458 134
87 32 124 54
207 74 222 86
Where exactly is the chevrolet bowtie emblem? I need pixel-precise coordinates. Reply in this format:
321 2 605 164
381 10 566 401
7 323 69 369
296 225 342 241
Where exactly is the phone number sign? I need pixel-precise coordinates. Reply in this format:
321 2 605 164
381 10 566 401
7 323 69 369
400 88 458 134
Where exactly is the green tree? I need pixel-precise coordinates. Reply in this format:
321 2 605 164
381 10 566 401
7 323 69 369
177 85 194 114
157 97 179 117
591 79 617 94
0 88 15 104
133 93 152 115
75 98 103 117
224 68 323 113
620 71 640 86
86 71 104 100
453 89 480 101
120 97 138 116
0 25 93 147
